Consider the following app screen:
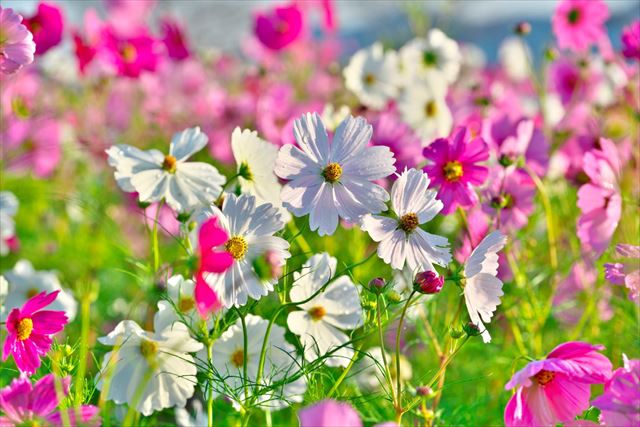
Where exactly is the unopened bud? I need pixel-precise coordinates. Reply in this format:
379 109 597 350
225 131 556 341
514 21 531 36
413 271 444 295
463 322 482 337
416 386 434 397
450 327 464 339
368 277 386 293
176 212 192 223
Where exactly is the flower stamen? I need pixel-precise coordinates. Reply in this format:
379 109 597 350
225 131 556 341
162 155 178 173
17 318 34 341
308 306 327 321
225 236 248 260
534 369 555 386
425 101 437 118
231 349 244 368
443 161 463 182
322 163 342 183
399 212 419 233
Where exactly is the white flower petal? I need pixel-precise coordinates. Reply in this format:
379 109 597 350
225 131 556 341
293 112 330 164
169 127 208 161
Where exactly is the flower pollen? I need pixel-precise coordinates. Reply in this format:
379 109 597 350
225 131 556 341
443 160 463 182
425 101 437 118
308 306 327 321
322 162 342 183
399 212 419 233
534 369 555 386
364 73 376 86
162 155 178 173
26 288 39 298
231 349 244 368
179 296 196 313
17 318 34 341
225 236 248 260
140 339 158 359
121 43 138 62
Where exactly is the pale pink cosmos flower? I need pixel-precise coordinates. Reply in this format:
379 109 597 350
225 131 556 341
0 375 100 426
2 290 68 375
592 355 640 427
621 20 640 60
2 116 61 178
604 244 640 303
371 111 423 173
298 399 363 427
0 7 35 74
504 341 612 427
254 3 304 51
552 0 609 53
482 170 535 232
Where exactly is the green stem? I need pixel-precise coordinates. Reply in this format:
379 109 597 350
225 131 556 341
74 293 92 407
395 291 417 423
523 165 558 270
287 221 312 254
376 294 397 407
238 311 249 406
327 344 361 398
207 339 214 427
152 200 163 272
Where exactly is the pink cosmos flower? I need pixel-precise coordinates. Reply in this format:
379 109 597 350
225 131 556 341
422 126 489 214
621 20 640 60
553 262 612 325
161 16 190 61
0 7 35 74
552 0 609 53
0 375 101 426
298 399 363 427
577 138 621 256
504 341 612 427
2 290 68 375
254 3 303 51
2 116 61 178
592 355 640 426
195 217 234 318
24 2 64 55
371 111 423 173
482 170 535 232
604 244 640 303
101 27 160 78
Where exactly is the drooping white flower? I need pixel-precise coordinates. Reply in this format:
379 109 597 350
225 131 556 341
361 168 451 272
398 76 452 142
96 311 204 416
106 127 225 213
275 113 396 236
211 314 305 411
287 253 363 367
399 29 461 85
499 37 532 82
462 230 508 344
1 260 77 321
175 400 208 427
343 42 400 109
196 193 290 308
354 346 413 392
0 191 18 256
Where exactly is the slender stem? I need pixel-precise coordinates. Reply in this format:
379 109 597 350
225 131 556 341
207 339 214 427
419 310 442 358
523 164 558 270
239 311 249 406
395 290 417 416
287 221 312 254
74 293 92 407
151 200 163 272
327 344 361 398
376 294 397 407
457 207 475 246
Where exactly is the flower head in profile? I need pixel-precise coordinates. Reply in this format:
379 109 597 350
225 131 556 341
106 127 225 213
298 399 363 427
275 113 395 236
287 253 363 367
3 290 68 375
592 355 640 427
423 126 489 215
0 7 35 74
0 375 100 426
604 244 640 303
400 29 462 84
254 3 303 51
504 341 612 427
361 168 451 272
161 16 190 61
552 0 609 52
23 2 64 55
621 20 640 60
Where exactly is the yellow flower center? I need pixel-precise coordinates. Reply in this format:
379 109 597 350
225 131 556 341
231 349 245 368
162 155 178 173
364 73 376 86
26 288 39 298
322 163 342 183
398 212 419 233
308 306 327 321
425 101 437 118
443 161 464 182
534 369 555 386
17 318 34 341
225 236 248 260
121 43 137 62
179 296 196 313
140 340 158 360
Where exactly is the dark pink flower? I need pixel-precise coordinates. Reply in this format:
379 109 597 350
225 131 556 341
254 3 303 51
298 399 363 427
101 27 160 78
2 290 68 375
482 170 535 232
621 20 640 60
0 375 100 426
604 244 640 303
549 58 582 105
552 0 609 52
504 341 612 427
371 111 423 173
0 7 35 74
161 16 190 61
592 356 640 426
422 126 489 214
24 2 64 55
414 271 444 294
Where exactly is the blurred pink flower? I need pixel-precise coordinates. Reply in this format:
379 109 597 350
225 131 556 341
552 0 609 52
0 7 35 74
554 262 612 325
482 170 535 232
101 27 160 78
254 3 303 51
298 399 363 427
604 244 640 303
24 2 64 55
549 58 583 105
2 116 61 178
104 0 156 38
161 16 190 61
621 20 640 60
592 355 640 427
422 126 489 214
504 341 612 427
371 111 422 172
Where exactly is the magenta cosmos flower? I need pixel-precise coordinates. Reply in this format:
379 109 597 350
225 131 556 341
2 290 68 375
422 126 489 215
102 27 160 78
24 2 64 55
621 20 640 60
0 375 101 426
604 244 640 303
195 217 234 318
0 7 35 74
298 399 363 427
592 355 640 427
552 0 609 53
254 3 303 51
161 16 190 61
504 341 612 427
483 170 535 232
371 111 423 173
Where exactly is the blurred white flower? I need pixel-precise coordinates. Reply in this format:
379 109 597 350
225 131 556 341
320 104 351 132
354 347 413 392
2 260 77 321
400 29 461 85
0 191 18 256
499 37 532 82
275 113 395 236
155 274 214 331
398 76 452 142
106 127 225 213
175 400 208 427
343 42 400 109
287 253 363 367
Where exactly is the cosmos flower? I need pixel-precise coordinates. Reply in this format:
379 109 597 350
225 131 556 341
482 170 535 232
2 116 62 178
398 75 452 141
0 375 100 426
298 399 363 427
101 27 160 78
254 3 303 51
399 29 462 84
161 16 190 61
370 111 423 172
106 127 225 213
361 168 451 272
0 191 18 256
621 20 640 60
175 400 207 427
343 42 400 109
604 244 640 303
275 113 395 236
592 355 640 427
0 7 35 74
423 126 489 214
552 0 609 53
499 37 532 82
287 253 363 367
23 2 64 55
96 312 204 416
196 194 290 308
3 290 68 375
504 341 612 427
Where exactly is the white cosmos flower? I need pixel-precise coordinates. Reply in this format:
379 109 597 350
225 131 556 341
354 346 413 392
211 314 305 411
106 127 225 213
343 42 400 109
155 275 213 331
499 37 531 82
361 168 451 272
320 104 350 132
400 29 461 85
175 400 207 427
0 191 18 256
462 230 507 344
275 113 396 236
196 193 290 308
96 311 203 416
398 75 452 142
1 260 77 321
287 253 363 368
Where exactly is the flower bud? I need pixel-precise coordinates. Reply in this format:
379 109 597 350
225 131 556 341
137 200 151 209
416 386 434 397
368 277 386 293
176 211 192 223
463 322 482 337
450 327 464 339
514 21 531 35
413 271 444 294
